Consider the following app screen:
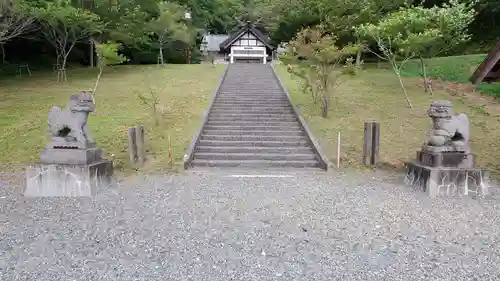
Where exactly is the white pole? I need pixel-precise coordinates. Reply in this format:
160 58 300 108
337 132 341 169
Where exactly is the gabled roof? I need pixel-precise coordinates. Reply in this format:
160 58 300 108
219 21 274 51
470 41 500 84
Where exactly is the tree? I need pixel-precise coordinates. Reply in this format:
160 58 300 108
281 26 359 118
148 1 196 66
356 18 418 108
356 1 475 107
33 0 102 81
176 0 244 34
91 40 127 105
0 0 34 44
0 0 35 63
409 1 476 92
93 3 152 49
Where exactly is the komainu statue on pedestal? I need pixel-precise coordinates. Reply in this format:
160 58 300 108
423 100 470 153
47 93 96 149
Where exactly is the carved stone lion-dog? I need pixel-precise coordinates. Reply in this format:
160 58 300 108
47 93 96 149
424 100 470 152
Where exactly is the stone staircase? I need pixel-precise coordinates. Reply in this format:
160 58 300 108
188 64 326 169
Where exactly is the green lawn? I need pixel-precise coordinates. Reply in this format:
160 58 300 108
401 54 486 82
277 66 500 177
0 64 225 173
398 54 500 98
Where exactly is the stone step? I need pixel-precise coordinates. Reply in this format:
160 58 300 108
195 146 314 154
204 125 302 131
194 152 317 161
216 95 285 99
213 100 292 108
209 111 294 116
220 92 282 95
207 116 297 122
209 112 295 118
217 93 285 96
215 99 286 103
218 91 284 94
218 90 283 93
211 104 291 109
217 91 284 94
218 92 283 96
216 97 286 100
220 85 280 87
198 139 311 147
211 108 292 113
201 135 306 142
203 129 304 136
214 100 289 105
205 120 300 126
191 159 320 168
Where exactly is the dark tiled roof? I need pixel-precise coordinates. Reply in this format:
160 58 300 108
219 22 273 51
470 41 500 84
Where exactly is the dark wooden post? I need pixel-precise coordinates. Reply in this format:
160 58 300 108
363 121 380 165
135 125 146 165
371 122 380 165
363 122 373 165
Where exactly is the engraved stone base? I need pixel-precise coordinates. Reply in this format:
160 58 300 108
404 162 489 197
25 160 113 197
40 148 102 165
416 151 475 168
47 136 96 150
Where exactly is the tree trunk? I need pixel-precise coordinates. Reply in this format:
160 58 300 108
322 92 329 118
159 47 164 66
92 67 103 95
356 50 362 67
0 44 6 64
396 70 413 108
355 36 362 68
420 56 429 92
321 74 329 118
89 38 94 68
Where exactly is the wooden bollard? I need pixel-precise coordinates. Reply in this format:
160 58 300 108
135 125 146 165
127 127 137 164
363 121 380 165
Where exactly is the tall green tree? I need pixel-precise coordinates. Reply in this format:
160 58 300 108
148 1 196 66
32 0 103 80
356 0 475 107
281 25 359 118
89 0 153 48
0 0 35 44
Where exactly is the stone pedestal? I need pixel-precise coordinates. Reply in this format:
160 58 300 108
416 151 475 168
405 159 489 197
25 160 113 197
40 148 103 165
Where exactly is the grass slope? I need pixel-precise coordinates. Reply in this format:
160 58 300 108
0 64 225 173
277 66 500 177
399 54 500 98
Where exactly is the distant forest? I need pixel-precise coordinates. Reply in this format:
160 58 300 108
0 0 498 73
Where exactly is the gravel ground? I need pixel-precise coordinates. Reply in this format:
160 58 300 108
1 170 500 280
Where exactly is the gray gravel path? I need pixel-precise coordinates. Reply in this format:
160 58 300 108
1 170 500 280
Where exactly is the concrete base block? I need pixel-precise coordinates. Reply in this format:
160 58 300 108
416 151 475 168
25 160 113 197
40 148 103 165
404 162 490 197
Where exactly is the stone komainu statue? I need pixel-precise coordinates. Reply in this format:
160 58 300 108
424 100 470 152
47 93 96 149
